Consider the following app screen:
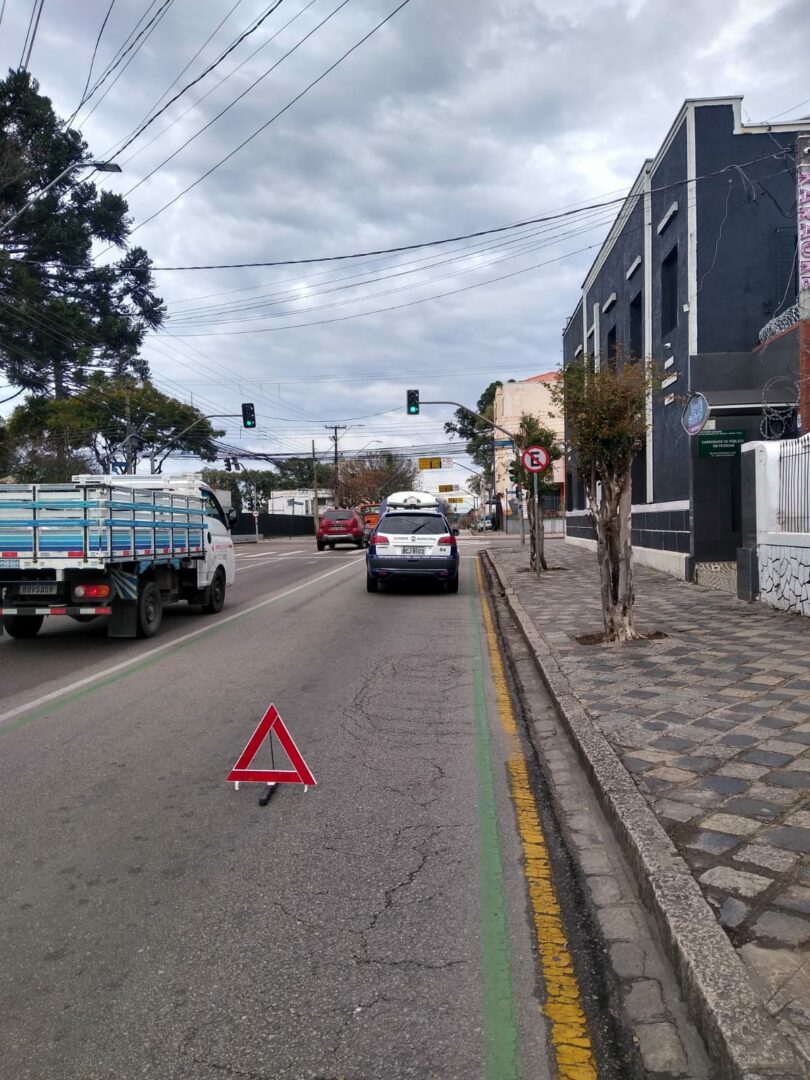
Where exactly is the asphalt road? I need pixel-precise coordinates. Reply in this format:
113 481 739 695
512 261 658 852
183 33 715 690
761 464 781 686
0 535 559 1079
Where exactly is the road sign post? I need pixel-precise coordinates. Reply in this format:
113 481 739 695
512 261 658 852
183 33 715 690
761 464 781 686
521 445 551 574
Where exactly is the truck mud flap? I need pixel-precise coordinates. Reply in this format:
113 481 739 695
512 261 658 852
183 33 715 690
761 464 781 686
108 599 138 638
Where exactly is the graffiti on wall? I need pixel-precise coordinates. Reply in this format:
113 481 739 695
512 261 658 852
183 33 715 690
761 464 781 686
800 168 810 293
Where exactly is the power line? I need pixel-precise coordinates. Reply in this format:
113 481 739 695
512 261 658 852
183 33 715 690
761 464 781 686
113 0 320 171
111 0 287 160
76 0 117 115
128 0 413 238
18 0 46 72
117 0 354 207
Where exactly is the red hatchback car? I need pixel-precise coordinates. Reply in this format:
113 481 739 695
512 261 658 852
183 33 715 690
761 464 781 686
316 509 364 550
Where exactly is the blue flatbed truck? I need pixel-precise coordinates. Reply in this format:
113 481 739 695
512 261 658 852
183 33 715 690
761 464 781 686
0 474 236 639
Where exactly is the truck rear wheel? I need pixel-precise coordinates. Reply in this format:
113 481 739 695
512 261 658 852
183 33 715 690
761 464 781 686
202 568 226 614
137 581 163 638
2 614 44 639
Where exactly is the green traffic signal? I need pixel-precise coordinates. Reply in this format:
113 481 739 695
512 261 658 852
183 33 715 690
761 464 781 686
241 402 256 428
406 389 419 415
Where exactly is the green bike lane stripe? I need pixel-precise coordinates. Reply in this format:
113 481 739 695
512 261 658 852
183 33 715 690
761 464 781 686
469 564 521 1080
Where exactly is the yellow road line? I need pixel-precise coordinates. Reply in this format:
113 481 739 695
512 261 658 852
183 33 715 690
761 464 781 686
476 561 598 1080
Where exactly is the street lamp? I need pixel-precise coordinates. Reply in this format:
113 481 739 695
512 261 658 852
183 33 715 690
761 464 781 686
0 159 122 235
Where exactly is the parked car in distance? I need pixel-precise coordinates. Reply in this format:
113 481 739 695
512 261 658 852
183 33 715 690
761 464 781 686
317 508 364 550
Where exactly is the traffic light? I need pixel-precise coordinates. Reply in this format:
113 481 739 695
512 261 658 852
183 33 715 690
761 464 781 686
241 402 256 428
406 389 419 415
224 457 232 472
509 459 521 485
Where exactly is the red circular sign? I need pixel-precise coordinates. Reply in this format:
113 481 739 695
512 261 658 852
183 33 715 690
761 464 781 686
521 445 550 473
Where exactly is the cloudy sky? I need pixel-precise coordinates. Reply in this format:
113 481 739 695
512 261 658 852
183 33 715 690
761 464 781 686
1 0 808 485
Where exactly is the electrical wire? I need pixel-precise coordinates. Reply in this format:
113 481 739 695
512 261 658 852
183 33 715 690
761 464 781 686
112 0 320 172
117 0 354 207
75 0 117 116
111 0 287 161
127 0 412 238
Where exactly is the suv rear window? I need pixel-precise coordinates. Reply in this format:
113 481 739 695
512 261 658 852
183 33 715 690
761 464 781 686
378 514 445 535
323 510 354 520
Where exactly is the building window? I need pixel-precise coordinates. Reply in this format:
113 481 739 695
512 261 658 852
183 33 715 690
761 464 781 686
629 291 643 359
605 325 617 370
661 245 678 335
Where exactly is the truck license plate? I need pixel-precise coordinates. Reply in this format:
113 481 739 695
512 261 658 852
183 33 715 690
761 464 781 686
0 559 20 568
18 583 58 595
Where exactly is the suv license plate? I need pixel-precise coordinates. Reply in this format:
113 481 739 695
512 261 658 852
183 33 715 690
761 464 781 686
18 583 58 595
402 546 426 555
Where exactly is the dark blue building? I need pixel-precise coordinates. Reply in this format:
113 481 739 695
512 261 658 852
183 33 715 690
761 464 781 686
562 97 809 581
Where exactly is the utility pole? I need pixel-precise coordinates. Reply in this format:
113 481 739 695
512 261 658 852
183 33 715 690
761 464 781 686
326 424 347 505
798 134 810 434
312 439 319 533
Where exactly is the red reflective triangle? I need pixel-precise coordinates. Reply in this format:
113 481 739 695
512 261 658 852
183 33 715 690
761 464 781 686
227 704 316 786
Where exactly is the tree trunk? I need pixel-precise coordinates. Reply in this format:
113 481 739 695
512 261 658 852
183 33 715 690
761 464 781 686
538 494 548 571
587 467 640 642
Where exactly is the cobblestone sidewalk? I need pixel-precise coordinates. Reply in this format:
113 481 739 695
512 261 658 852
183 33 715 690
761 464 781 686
489 539 810 1061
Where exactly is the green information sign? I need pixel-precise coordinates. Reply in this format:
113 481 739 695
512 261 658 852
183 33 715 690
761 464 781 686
697 429 746 459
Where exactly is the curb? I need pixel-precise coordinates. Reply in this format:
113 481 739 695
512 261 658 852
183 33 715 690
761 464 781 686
482 549 806 1080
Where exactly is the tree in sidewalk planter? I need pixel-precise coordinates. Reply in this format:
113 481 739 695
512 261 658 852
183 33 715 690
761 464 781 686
512 413 563 572
6 375 224 476
0 71 164 398
338 451 419 507
551 354 659 643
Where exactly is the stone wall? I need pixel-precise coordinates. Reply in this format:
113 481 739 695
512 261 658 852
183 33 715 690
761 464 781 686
758 544 810 617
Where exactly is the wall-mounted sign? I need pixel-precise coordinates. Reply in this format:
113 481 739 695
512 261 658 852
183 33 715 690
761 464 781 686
697 429 746 459
682 391 710 435
438 484 457 493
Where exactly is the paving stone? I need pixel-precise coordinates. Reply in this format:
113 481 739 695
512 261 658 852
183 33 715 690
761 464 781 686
587 875 622 907
673 754 718 774
700 813 762 836
695 774 749 796
759 715 803 730
734 844 800 873
753 910 810 945
760 739 808 757
741 750 794 768
655 799 701 823
700 865 772 897
745 783 797 805
645 766 698 784
761 826 810 854
623 755 656 774
719 896 750 928
721 733 759 748
717 762 769 780
774 885 810 915
652 710 692 725
722 797 785 820
596 905 639 942
651 734 697 751
785 812 810 829
623 979 666 1022
635 1022 688 1075
685 831 740 855
768 770 810 790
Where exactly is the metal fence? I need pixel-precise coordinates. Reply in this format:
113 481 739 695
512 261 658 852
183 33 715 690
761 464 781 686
778 434 810 532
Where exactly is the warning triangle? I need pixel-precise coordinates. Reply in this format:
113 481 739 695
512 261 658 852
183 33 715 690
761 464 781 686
227 704 316 786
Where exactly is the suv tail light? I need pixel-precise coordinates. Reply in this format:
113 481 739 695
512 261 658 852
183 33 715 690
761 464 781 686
73 583 111 600
437 535 457 546
370 533 389 546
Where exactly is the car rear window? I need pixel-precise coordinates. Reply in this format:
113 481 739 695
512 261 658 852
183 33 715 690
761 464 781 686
378 514 445 535
323 510 354 520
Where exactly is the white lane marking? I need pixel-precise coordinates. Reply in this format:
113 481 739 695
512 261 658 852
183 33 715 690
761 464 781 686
236 549 306 559
0 560 360 728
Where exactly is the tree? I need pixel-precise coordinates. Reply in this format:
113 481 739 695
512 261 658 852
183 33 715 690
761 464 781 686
269 457 335 492
551 355 658 642
0 71 164 398
6 374 224 476
512 412 562 571
338 452 419 506
444 380 503 488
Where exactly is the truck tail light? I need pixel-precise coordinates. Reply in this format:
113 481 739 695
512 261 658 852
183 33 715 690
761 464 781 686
73 583 111 600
